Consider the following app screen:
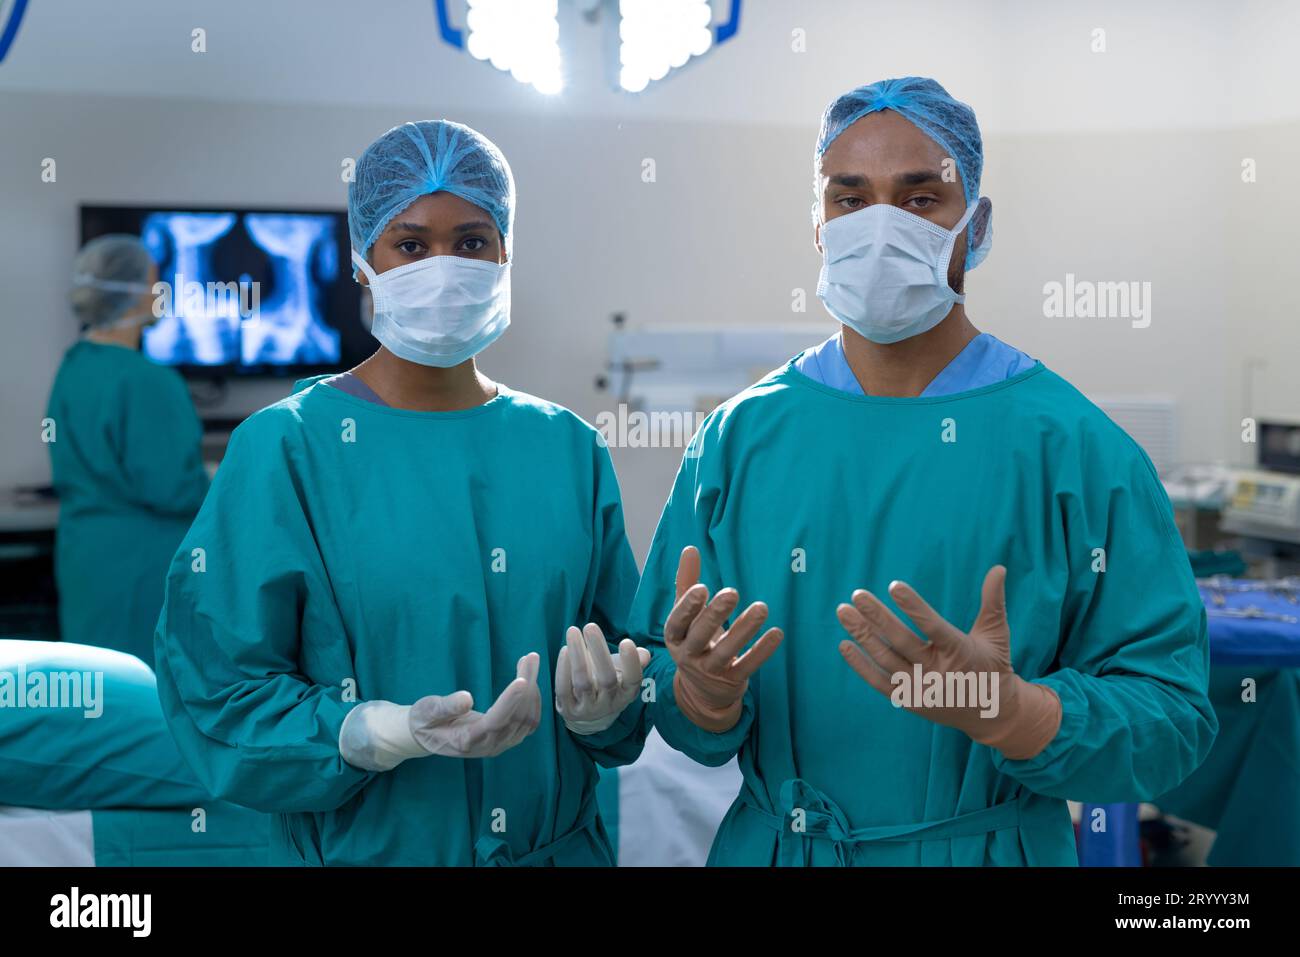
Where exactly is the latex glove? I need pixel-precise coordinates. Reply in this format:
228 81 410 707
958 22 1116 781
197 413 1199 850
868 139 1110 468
836 566 1062 760
663 546 784 733
554 623 651 735
338 653 541 771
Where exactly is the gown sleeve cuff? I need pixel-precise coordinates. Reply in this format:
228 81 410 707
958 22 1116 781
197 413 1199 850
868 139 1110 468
649 658 753 767
570 693 647 751
319 694 378 783
989 673 1087 779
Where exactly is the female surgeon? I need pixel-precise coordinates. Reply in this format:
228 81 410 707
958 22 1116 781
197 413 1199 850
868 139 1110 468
46 235 209 666
153 120 650 866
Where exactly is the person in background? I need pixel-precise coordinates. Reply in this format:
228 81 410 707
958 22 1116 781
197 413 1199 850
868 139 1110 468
153 120 649 866
621 77 1217 865
45 235 209 666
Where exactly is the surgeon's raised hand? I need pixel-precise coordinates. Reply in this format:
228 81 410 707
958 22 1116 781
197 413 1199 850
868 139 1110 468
554 623 651 735
836 566 1061 760
664 546 784 733
409 653 542 758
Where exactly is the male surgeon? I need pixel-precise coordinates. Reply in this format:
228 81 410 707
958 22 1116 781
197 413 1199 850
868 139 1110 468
624 77 1217 865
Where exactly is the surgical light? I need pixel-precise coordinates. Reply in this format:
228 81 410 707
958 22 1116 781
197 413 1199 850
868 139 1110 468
463 0 565 95
618 0 714 93
433 0 740 95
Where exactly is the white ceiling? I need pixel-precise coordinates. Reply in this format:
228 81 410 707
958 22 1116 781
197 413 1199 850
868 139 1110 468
2 0 1297 132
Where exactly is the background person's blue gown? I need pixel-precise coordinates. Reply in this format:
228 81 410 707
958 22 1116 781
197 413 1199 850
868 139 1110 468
625 350 1216 866
153 378 645 865
46 341 209 664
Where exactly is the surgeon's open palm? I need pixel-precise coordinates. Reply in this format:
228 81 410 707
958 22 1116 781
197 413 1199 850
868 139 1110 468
664 546 784 733
836 566 1061 759
409 653 542 758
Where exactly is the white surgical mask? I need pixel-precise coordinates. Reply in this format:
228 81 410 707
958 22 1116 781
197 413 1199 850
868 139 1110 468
352 250 510 367
816 201 980 345
73 275 158 334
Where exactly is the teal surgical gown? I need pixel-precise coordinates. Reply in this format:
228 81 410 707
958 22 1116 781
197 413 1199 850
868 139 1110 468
1154 665 1300 865
46 341 209 665
153 379 645 865
625 359 1217 866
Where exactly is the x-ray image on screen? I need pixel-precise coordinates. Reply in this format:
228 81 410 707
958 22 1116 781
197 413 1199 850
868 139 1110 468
80 204 367 376
140 212 241 365
241 214 340 365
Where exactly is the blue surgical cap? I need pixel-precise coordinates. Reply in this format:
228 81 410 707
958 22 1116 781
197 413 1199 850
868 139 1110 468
815 77 990 270
348 119 515 264
70 234 155 328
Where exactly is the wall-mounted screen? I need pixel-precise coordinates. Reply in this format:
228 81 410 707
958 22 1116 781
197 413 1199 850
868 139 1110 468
80 204 372 377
